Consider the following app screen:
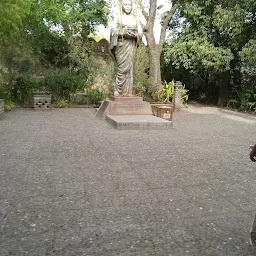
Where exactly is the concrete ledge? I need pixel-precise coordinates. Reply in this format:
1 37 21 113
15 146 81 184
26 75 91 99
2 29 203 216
106 115 173 130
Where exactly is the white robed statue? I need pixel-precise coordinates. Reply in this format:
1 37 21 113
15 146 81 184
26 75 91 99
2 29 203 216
110 0 141 97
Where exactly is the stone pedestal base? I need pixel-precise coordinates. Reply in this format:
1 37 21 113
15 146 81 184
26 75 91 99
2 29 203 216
106 115 173 130
96 97 153 118
96 96 173 130
111 96 143 102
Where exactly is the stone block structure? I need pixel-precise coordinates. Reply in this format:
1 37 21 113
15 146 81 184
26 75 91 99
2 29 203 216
33 95 51 109
174 81 183 110
0 99 4 116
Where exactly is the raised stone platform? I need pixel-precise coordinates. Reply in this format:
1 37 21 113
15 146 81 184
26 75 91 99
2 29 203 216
111 96 143 102
96 98 152 118
106 115 173 130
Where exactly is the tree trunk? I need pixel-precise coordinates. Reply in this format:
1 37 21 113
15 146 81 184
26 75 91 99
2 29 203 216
217 71 230 106
148 47 162 94
145 30 162 100
140 0 178 100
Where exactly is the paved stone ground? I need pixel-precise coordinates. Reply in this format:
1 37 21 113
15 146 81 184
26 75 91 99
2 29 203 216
1 105 256 256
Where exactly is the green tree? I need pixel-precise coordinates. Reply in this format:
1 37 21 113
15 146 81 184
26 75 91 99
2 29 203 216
24 0 109 67
0 0 109 103
163 0 256 105
0 0 32 46
136 0 179 97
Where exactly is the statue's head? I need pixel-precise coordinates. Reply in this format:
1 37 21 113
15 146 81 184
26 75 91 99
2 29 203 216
121 0 133 14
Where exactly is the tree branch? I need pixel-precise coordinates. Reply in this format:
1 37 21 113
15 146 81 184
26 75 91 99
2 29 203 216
159 1 178 48
135 0 149 20
148 0 157 24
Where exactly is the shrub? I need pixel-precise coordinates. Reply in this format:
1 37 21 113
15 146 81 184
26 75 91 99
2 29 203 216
56 99 69 108
13 74 40 105
44 69 85 102
158 80 189 106
181 86 189 106
133 46 154 101
86 88 107 105
158 80 175 103
227 89 256 112
0 85 7 99
4 101 16 111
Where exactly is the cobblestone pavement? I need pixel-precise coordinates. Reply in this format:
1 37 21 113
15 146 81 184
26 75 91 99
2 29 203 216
1 105 256 256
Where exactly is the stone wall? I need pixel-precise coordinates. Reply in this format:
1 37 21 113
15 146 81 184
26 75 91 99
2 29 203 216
89 38 110 60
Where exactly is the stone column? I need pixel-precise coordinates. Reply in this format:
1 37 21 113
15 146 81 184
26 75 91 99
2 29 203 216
174 81 182 111
0 99 4 116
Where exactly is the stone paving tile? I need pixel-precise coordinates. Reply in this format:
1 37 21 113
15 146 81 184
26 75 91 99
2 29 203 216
151 184 219 202
1 207 52 239
1 107 256 255
52 192 92 210
0 235 49 256
84 174 149 193
90 189 158 208
175 237 251 256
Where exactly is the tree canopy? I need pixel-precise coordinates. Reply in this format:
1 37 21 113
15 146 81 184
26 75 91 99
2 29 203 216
163 0 256 105
0 0 255 111
0 0 32 46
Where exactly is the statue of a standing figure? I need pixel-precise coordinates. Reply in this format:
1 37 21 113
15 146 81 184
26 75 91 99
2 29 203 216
110 0 141 97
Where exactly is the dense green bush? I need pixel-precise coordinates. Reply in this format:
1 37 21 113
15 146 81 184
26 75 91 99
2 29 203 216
44 69 85 102
86 88 107 105
56 99 69 108
227 88 256 112
0 85 7 99
13 74 40 105
158 80 189 106
158 80 175 103
4 100 16 111
134 46 154 102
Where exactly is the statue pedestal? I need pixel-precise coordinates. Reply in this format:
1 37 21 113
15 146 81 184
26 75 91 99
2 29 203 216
95 96 173 130
106 115 173 130
95 97 153 118
111 96 143 102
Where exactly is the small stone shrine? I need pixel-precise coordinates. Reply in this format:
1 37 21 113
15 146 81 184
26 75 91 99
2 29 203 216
33 95 52 109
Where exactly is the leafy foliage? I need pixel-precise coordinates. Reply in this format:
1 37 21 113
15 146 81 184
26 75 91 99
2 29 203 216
159 80 175 103
13 74 40 105
181 86 189 107
133 45 154 101
44 69 86 102
240 40 256 69
56 99 69 108
0 0 32 46
0 0 109 106
158 80 189 106
4 101 16 111
165 37 233 73
163 0 256 106
85 88 106 106
227 89 256 112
